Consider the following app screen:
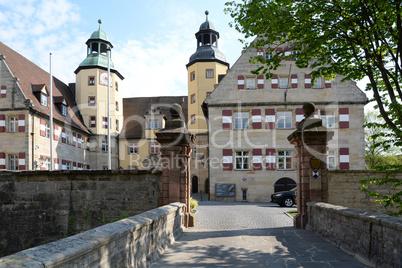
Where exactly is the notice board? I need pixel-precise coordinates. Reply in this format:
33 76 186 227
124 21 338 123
215 183 236 200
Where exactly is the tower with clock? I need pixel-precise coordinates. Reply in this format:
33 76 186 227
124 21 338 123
74 20 124 169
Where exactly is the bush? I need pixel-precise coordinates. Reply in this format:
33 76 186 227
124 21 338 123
190 197 198 212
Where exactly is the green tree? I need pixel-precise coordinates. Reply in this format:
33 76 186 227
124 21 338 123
365 110 401 169
225 0 402 145
224 0 402 215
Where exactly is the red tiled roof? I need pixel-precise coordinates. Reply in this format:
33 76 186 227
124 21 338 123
0 42 90 134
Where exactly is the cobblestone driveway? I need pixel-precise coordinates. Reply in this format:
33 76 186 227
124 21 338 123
151 201 369 267
193 201 293 230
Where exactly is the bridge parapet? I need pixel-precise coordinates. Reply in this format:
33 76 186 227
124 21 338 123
0 202 185 268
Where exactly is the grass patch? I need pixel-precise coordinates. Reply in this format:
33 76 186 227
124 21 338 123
287 210 298 217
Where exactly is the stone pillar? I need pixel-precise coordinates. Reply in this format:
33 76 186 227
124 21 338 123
287 107 334 229
156 104 195 227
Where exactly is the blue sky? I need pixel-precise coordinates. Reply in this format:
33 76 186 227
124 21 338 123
0 0 246 98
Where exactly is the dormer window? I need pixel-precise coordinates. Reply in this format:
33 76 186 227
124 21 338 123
150 119 159 129
40 93 48 107
61 105 67 116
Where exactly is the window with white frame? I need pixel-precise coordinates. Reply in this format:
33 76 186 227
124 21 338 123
279 77 288 88
9 154 18 170
206 69 214 78
313 77 322 88
191 115 196 124
40 93 48 106
321 111 336 128
61 105 67 116
266 53 273 60
129 142 139 154
102 140 108 153
190 71 195 81
278 151 293 170
277 111 292 129
292 51 300 60
66 161 71 170
45 123 50 138
327 150 336 170
235 151 250 170
66 130 71 144
150 141 160 154
9 117 17 132
246 78 255 89
150 119 159 129
44 158 50 170
234 112 249 129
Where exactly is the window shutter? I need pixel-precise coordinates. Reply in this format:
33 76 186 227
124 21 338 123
40 119 46 137
265 109 276 129
54 158 59 170
0 152 5 169
266 149 276 170
40 155 46 170
339 148 349 170
61 128 66 143
252 109 262 129
0 114 5 132
291 74 298 88
284 48 291 60
257 48 264 57
78 163 82 170
295 108 304 128
86 138 90 151
87 165 90 169
222 110 232 130
0 85 6 98
276 47 283 59
54 125 59 141
238 75 245 89
257 75 264 89
72 132 77 146
325 79 332 88
18 114 25 132
18 153 26 170
305 74 311 88
77 134 82 148
252 149 262 170
90 116 96 127
271 75 278 88
73 161 77 170
339 108 349 128
222 149 233 170
62 159 67 170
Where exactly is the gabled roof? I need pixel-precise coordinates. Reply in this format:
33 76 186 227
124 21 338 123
0 42 90 134
121 96 188 139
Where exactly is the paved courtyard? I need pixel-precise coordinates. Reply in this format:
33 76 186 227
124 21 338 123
151 201 369 268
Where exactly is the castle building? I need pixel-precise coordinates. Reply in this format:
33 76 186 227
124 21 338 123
0 40 91 170
0 21 188 172
187 11 229 194
203 42 368 202
119 96 187 170
0 21 125 170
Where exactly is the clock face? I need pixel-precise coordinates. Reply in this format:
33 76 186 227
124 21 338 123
99 72 112 86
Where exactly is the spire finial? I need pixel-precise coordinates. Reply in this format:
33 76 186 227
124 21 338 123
205 10 209 21
98 19 102 30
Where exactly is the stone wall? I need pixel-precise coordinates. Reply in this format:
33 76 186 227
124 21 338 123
0 203 185 268
0 169 161 257
306 201 402 268
327 170 402 215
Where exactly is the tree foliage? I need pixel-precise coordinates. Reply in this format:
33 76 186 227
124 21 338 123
365 110 401 169
225 0 402 145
